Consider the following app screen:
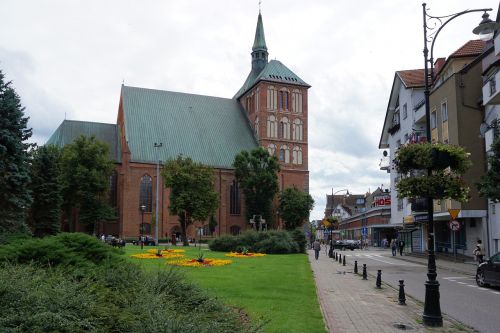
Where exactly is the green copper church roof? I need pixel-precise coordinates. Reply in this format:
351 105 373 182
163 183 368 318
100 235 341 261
234 59 310 99
252 12 267 51
121 85 258 168
46 120 121 162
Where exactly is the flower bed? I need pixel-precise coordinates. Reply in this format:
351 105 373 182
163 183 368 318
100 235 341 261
146 249 185 254
225 252 266 258
131 252 185 259
167 258 232 267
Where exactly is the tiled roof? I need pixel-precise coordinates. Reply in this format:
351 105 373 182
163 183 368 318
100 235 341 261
449 40 486 58
121 85 258 168
46 120 121 162
396 69 425 88
234 60 310 99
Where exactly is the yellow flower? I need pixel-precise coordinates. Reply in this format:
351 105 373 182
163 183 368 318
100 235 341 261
166 258 232 267
130 252 185 259
225 252 266 258
146 249 185 254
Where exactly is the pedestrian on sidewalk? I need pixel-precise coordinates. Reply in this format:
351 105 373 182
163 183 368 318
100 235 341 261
390 239 397 256
398 239 405 256
313 239 321 260
473 239 485 264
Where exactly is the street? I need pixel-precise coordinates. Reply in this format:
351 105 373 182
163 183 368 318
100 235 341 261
339 249 500 333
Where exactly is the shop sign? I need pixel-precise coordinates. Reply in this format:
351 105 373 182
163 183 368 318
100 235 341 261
374 195 391 207
414 214 428 223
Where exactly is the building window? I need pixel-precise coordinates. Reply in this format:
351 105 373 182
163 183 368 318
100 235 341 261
268 143 277 156
292 90 302 113
431 110 437 129
267 86 277 110
293 118 303 141
267 115 278 138
255 88 260 113
279 91 289 110
404 133 408 144
292 146 303 165
254 117 259 138
392 111 400 126
230 225 241 235
402 103 407 119
441 102 448 122
139 175 152 212
109 171 118 208
397 199 403 211
230 180 241 215
279 145 290 163
280 117 290 139
490 77 496 96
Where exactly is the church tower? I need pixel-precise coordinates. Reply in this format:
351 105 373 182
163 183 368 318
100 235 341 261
235 11 311 194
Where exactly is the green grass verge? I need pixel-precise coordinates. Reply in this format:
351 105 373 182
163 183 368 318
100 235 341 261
124 245 326 333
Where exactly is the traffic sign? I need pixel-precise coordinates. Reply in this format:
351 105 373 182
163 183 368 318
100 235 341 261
448 220 461 231
448 209 460 220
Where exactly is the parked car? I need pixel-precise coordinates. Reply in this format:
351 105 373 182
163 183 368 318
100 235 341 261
476 251 500 288
331 240 359 251
132 235 156 246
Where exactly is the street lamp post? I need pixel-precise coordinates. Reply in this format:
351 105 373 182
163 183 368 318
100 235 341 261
154 142 163 247
140 204 146 250
421 3 495 326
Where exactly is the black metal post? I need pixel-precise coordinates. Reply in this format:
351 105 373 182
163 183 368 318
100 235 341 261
338 253 342 263
362 264 367 280
140 208 144 250
420 4 492 326
399 280 406 305
376 270 382 288
354 260 358 274
342 255 346 266
335 252 338 260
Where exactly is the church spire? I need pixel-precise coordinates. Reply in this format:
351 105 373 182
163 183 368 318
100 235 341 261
251 12 268 73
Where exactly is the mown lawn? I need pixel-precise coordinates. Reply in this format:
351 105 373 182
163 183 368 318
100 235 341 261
124 245 326 333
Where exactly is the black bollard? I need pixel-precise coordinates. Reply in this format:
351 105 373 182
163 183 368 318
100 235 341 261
398 280 406 305
329 247 333 258
342 255 346 266
376 270 382 288
338 253 342 263
362 264 367 280
354 260 358 274
335 252 338 260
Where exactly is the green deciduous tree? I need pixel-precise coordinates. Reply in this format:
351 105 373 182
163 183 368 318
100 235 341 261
28 145 63 237
233 147 280 225
278 187 314 230
60 135 115 234
162 155 218 246
478 134 500 201
0 70 33 233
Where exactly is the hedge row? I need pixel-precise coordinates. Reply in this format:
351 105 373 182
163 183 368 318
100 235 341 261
208 230 307 254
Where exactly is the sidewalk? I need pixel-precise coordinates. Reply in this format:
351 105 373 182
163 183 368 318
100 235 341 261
308 249 474 333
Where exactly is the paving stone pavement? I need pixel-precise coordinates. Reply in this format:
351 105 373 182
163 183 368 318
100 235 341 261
308 249 475 333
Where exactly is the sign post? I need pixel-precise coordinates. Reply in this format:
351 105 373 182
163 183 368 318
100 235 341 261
448 208 461 261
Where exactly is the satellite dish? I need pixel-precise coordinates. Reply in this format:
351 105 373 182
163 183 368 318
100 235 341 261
383 150 388 157
479 122 489 137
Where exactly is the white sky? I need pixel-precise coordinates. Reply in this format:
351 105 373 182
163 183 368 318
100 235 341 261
1 0 498 221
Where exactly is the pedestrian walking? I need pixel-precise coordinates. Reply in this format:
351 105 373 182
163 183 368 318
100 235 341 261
313 239 321 260
390 239 397 256
398 239 405 256
474 239 485 264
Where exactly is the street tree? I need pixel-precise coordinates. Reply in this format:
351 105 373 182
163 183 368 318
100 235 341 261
29 145 63 237
233 147 280 225
60 135 116 234
0 69 33 233
162 155 218 246
278 187 314 230
478 133 500 201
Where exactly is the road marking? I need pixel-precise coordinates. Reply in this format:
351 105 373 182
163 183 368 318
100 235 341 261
456 282 467 285
443 277 472 280
466 285 477 288
491 291 500 295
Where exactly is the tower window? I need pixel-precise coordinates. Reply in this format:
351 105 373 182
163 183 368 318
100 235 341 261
139 174 152 212
230 180 241 215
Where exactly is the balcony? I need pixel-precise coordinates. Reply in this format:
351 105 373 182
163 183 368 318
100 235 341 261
387 123 400 135
483 71 500 105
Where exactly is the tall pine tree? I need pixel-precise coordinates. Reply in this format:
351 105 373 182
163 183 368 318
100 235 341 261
29 145 63 237
0 70 33 233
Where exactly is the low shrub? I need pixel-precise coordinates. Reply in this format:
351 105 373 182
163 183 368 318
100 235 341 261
290 229 307 253
209 230 303 254
0 232 124 271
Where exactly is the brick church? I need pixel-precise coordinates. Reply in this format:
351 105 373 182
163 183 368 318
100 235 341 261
47 11 310 239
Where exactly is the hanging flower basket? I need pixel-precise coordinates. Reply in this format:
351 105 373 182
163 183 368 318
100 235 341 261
394 142 471 173
396 173 469 202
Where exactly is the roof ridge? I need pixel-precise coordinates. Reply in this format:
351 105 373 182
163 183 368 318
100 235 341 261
123 85 233 101
63 119 116 126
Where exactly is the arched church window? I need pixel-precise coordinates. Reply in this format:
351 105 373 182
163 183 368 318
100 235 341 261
267 115 278 138
293 146 303 165
139 174 152 212
279 89 289 110
292 89 302 113
293 119 303 141
279 145 290 163
280 117 290 139
254 117 259 138
267 86 277 111
230 180 241 215
268 143 277 156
